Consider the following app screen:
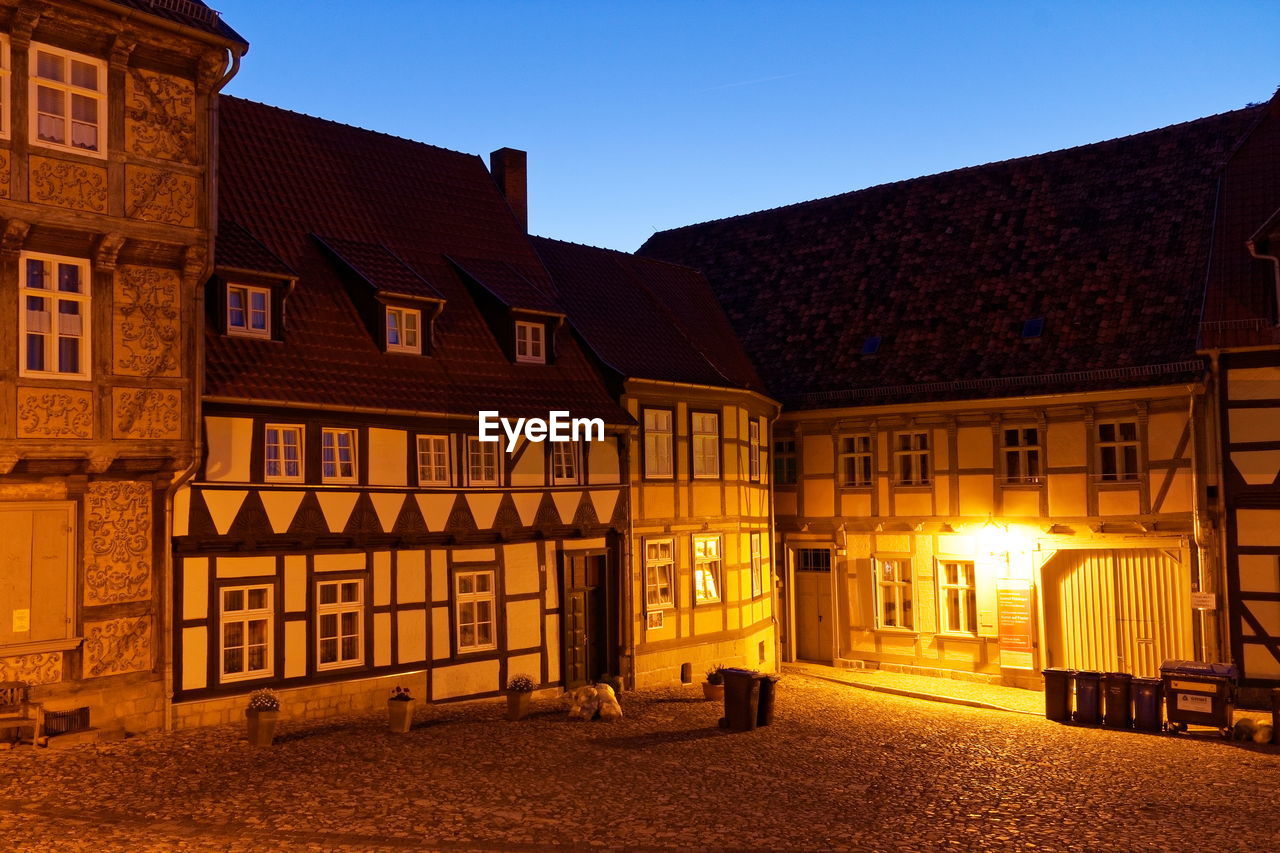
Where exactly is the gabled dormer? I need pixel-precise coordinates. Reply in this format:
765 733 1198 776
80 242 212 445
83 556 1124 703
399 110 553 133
448 255 564 365
314 234 445 356
211 219 296 341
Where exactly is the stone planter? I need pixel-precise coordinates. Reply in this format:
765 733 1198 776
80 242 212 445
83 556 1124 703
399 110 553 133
387 699 415 733
703 682 724 701
506 691 531 721
245 709 279 747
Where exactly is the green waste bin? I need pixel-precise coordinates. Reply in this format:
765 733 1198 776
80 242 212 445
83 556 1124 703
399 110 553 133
1073 671 1103 725
1042 668 1073 723
1132 677 1163 732
1102 672 1133 728
757 674 780 726
1271 688 1280 745
719 668 764 732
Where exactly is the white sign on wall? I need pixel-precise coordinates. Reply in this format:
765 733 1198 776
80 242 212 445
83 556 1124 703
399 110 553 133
1190 592 1217 611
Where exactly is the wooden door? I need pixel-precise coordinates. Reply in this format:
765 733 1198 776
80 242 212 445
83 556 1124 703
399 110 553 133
794 548 833 663
0 503 74 647
561 554 607 688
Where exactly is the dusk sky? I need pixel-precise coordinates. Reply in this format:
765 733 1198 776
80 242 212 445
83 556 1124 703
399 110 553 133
213 1 1278 251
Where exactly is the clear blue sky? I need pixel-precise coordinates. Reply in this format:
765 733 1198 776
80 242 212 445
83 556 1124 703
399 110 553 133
213 1 1278 252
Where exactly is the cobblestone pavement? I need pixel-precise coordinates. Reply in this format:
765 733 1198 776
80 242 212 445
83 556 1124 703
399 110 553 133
2 676 1278 852
784 662 1046 713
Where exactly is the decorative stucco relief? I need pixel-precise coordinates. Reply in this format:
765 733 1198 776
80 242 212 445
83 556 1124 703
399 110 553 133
84 481 153 606
0 652 63 685
113 265 181 377
125 69 198 164
30 156 108 213
16 388 93 439
125 166 197 227
113 388 181 440
0 149 11 198
83 615 152 678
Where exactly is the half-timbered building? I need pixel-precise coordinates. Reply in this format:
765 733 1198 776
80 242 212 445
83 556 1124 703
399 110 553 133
0 0 245 737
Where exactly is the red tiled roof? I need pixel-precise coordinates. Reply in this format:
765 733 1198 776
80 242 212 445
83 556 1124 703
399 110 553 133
1200 93 1280 350
104 0 246 44
447 256 562 314
210 97 628 424
532 236 764 392
216 219 293 277
639 104 1268 407
315 235 445 302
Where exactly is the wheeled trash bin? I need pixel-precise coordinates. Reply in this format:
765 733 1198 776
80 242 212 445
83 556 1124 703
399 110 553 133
1159 660 1237 738
719 668 764 732
1042 668 1073 723
1072 670 1103 725
1102 672 1133 728
1131 677 1163 732
756 674 780 726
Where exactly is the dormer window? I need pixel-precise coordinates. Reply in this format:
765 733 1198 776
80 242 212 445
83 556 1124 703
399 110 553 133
386 306 422 354
30 44 106 156
515 320 545 363
227 284 271 338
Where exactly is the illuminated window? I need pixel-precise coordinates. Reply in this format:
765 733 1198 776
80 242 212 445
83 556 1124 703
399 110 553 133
220 585 273 682
468 436 499 485
316 579 363 670
227 284 270 337
893 431 931 485
552 441 578 484
748 420 761 481
774 437 797 485
645 539 674 609
19 253 90 379
515 320 545 363
455 570 496 651
937 561 977 634
416 435 450 485
264 424 304 482
839 434 874 487
321 428 357 483
30 43 105 155
693 535 721 603
691 412 720 478
750 532 764 598
643 409 673 478
1003 427 1042 484
795 548 831 572
875 558 914 629
386 306 421 353
1097 421 1140 482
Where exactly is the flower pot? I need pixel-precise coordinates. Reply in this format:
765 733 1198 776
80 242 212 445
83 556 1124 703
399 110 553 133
245 709 279 747
703 682 724 701
387 699 415 733
506 691 531 721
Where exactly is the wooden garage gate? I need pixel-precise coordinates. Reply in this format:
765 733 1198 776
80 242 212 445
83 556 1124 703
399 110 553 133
1041 549 1192 677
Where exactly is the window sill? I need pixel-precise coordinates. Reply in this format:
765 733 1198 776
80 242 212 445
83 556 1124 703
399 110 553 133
873 627 919 636
891 484 932 492
0 637 82 656
936 632 982 641
28 139 108 161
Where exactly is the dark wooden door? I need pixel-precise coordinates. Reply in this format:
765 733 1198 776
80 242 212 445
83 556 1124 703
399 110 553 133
562 554 607 688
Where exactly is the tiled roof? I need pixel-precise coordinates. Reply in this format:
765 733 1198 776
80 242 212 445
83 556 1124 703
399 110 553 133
532 236 764 391
1200 93 1280 350
447 256 562 314
639 104 1268 408
209 97 628 424
315 235 445 301
215 219 294 277
104 0 246 44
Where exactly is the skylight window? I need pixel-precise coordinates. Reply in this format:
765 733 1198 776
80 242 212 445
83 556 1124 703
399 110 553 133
1021 318 1045 339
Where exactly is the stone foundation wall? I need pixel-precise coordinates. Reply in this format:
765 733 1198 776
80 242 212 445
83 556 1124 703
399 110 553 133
27 672 167 735
633 624 777 687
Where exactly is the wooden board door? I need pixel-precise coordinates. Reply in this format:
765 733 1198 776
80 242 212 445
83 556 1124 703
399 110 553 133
561 553 607 688
794 549 833 663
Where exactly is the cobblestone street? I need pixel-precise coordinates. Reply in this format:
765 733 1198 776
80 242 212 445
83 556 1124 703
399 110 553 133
2 676 1278 852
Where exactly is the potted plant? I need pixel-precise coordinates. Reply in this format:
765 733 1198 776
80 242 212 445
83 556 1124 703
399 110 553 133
387 686 415 733
703 665 725 701
506 674 535 720
245 688 280 747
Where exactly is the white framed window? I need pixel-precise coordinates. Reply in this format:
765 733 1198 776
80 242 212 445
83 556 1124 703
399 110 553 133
691 412 720 478
1003 427 1042 484
468 437 499 486
386 306 421 354
645 538 674 610
748 420 761 482
0 36 11 139
1097 420 1140 482
455 569 496 652
316 579 363 670
30 43 106 156
264 424 304 482
643 408 673 478
220 585 273 682
552 441 578 484
839 434 874 487
692 535 722 603
774 437 797 485
416 434 450 485
515 320 545 363
875 558 914 630
893 431 931 485
937 560 977 635
750 532 764 598
227 284 270 338
321 427 357 483
19 252 90 379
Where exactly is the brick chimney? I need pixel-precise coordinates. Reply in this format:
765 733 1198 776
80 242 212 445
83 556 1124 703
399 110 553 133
490 147 528 232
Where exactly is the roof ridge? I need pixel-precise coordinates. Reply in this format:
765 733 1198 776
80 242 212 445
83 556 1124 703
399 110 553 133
533 234 706 275
222 96 486 163
649 101 1267 238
